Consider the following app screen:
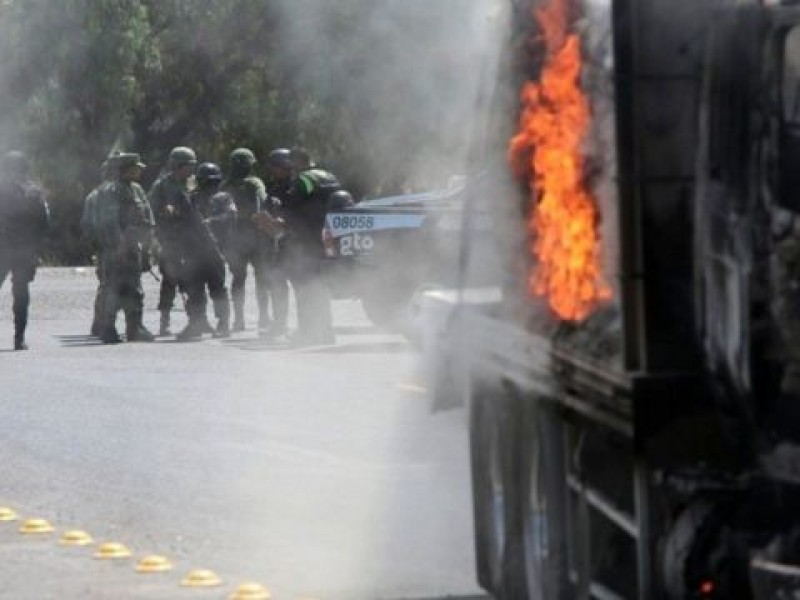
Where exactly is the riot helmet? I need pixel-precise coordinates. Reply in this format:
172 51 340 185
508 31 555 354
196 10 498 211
267 148 292 170
196 162 222 186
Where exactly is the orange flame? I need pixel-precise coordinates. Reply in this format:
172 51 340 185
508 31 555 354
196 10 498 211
508 0 611 322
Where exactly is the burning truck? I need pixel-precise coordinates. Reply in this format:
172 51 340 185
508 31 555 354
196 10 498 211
422 0 800 598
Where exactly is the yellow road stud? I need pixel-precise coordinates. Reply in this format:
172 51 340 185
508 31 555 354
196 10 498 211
0 507 18 522
94 542 132 559
59 530 94 546
135 555 173 573
19 518 54 534
229 582 271 600
181 569 222 587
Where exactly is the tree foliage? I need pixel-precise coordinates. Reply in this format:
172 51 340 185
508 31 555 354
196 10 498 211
0 0 495 263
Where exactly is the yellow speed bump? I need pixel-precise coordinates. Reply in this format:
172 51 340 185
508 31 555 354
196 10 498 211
94 542 132 559
181 569 222 588
19 518 54 534
135 555 173 573
0 507 18 522
59 530 94 546
229 582 271 600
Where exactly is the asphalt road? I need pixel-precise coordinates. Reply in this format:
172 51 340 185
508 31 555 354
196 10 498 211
0 268 484 600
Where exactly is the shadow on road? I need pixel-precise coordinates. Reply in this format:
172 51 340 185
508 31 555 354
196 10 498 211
55 334 105 348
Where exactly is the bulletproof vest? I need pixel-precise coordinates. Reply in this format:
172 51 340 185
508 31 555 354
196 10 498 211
150 175 193 234
117 181 151 230
298 169 341 203
221 176 265 221
284 168 341 245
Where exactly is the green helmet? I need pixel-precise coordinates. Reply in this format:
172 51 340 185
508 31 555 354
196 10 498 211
230 147 257 168
168 146 197 168
116 152 146 171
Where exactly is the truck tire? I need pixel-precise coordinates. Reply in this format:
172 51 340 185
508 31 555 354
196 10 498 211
469 385 517 596
493 394 570 600
514 402 570 600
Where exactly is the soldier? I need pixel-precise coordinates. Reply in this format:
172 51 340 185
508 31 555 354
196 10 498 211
81 153 119 337
94 152 155 344
256 148 340 345
220 147 270 332
0 151 50 350
148 146 197 336
171 161 232 340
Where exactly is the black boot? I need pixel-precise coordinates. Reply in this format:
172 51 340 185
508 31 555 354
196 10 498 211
13 311 28 350
232 295 245 332
159 310 171 336
127 312 155 342
13 333 27 351
90 320 102 337
212 296 231 338
198 318 215 335
176 320 204 342
101 327 122 344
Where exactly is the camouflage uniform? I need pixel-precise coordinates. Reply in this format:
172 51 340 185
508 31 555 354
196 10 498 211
149 171 189 335
95 153 155 343
220 148 270 331
0 151 50 350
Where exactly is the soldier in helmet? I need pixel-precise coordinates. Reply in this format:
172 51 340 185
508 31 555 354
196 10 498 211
174 161 232 340
95 153 155 344
149 146 197 336
255 147 340 345
0 151 50 350
220 147 271 332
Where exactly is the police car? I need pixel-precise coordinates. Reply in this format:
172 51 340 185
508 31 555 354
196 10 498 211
323 176 499 331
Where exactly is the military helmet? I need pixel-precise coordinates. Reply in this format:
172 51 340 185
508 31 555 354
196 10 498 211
116 152 146 171
196 162 222 184
266 148 291 170
230 147 257 168
168 146 197 167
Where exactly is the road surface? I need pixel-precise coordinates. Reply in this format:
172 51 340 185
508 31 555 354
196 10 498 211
0 267 483 600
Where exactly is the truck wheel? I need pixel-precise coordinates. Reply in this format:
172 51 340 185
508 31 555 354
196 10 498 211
469 386 516 596
517 404 570 599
